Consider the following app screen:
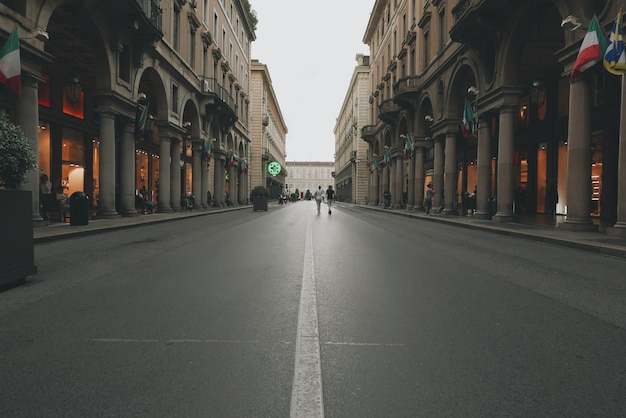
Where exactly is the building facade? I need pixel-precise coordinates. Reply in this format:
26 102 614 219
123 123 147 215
250 59 287 199
362 0 626 236
334 54 370 204
285 162 334 200
0 0 256 222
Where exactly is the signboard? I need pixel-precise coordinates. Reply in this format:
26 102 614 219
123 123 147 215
268 161 282 176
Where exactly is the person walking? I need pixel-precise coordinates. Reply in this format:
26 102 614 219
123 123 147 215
425 182 434 215
314 185 324 214
325 185 335 214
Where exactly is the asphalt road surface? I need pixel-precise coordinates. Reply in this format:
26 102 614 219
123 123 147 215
2 201 626 417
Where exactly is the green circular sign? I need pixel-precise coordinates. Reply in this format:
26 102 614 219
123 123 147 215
268 161 282 176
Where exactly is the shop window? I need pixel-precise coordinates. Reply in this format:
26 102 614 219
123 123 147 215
557 141 567 215
591 132 604 217
62 129 85 196
536 144 547 213
92 138 99 208
38 122 51 179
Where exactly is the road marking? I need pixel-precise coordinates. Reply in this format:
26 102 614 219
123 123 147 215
322 342 406 347
89 338 260 344
290 214 324 418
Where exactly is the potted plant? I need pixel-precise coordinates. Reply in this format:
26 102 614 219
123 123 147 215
251 185 269 211
0 110 38 285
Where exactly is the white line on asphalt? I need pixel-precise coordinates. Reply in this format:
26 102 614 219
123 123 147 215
322 342 406 347
290 213 324 418
89 338 260 344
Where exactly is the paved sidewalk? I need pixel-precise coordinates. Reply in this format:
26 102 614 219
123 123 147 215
33 202 626 258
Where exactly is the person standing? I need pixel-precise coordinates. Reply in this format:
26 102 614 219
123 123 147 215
425 182 434 215
39 173 52 220
325 185 335 214
314 185 324 214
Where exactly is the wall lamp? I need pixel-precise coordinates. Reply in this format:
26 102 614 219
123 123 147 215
21 28 49 41
182 121 192 128
424 115 434 122
561 15 583 31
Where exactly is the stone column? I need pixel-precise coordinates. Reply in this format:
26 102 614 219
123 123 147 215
213 154 224 207
394 157 403 208
201 149 209 209
97 111 119 218
170 138 182 211
560 77 597 231
378 164 384 206
433 136 444 208
15 73 43 223
119 120 138 216
444 131 457 215
192 140 203 209
413 146 425 211
158 135 172 212
382 163 390 206
407 150 416 208
495 106 515 221
228 162 237 206
608 77 626 237
475 118 492 219
372 167 379 205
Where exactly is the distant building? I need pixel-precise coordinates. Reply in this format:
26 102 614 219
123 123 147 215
285 162 334 199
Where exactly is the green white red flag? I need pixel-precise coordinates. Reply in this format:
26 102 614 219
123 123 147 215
0 27 21 97
571 15 607 82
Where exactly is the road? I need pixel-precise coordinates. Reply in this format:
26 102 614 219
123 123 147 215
2 201 626 417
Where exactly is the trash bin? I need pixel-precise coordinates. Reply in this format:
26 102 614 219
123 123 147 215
69 192 89 226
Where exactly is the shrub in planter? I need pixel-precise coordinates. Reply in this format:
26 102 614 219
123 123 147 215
251 186 269 211
251 185 270 198
0 110 38 285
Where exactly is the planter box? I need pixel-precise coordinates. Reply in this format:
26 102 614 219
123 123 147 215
252 196 268 211
0 190 37 285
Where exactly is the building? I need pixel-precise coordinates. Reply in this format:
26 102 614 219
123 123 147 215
361 0 626 237
334 54 370 204
0 0 256 223
250 59 287 199
285 162 334 200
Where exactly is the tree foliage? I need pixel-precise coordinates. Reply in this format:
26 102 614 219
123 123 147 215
0 111 36 189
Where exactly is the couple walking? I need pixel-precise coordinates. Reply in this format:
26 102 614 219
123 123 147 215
314 185 335 215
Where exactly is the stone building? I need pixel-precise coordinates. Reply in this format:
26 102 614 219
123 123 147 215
285 162 335 200
0 0 256 222
250 59 287 199
362 0 626 236
334 54 370 204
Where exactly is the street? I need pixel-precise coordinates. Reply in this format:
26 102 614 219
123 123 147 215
2 201 626 417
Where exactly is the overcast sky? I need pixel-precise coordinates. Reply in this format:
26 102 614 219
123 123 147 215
250 0 376 162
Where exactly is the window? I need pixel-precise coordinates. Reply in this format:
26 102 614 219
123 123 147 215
173 6 180 51
172 84 179 114
439 8 446 52
190 27 196 68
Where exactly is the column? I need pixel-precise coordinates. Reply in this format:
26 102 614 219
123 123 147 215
495 106 515 221
413 146 424 210
444 131 457 215
119 120 138 216
558 77 597 231
433 137 444 208
170 138 182 211
97 111 119 218
228 163 237 206
381 163 390 206
192 140 203 209
158 135 172 212
213 154 224 207
391 156 404 209
474 118 492 219
407 149 416 208
15 73 42 222
201 149 209 209
608 77 626 237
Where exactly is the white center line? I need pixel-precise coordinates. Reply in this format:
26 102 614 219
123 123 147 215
290 213 324 418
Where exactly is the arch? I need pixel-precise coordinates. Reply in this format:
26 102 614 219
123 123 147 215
136 68 168 125
446 63 478 123
182 99 201 139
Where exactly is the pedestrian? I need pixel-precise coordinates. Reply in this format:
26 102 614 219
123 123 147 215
425 182 433 215
325 185 335 214
314 185 324 214
39 173 52 220
207 190 212 207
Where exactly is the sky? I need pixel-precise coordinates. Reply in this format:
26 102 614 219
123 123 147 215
250 0 376 162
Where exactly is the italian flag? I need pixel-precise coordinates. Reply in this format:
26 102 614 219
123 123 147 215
461 98 474 138
0 27 20 97
571 15 607 82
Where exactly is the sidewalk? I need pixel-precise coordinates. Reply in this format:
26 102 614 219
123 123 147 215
33 202 626 258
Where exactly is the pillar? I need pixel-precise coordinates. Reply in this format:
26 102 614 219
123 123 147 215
444 131 457 215
97 111 119 218
433 137 444 208
608 76 626 237
407 149 416 208
201 149 209 209
394 157 403 208
559 77 597 231
119 120 138 216
495 106 516 221
413 146 425 211
158 135 172 212
381 163 390 206
170 138 182 211
475 118 492 219
192 140 203 209
213 154 224 207
16 73 43 223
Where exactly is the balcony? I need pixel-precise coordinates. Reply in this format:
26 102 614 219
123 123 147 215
449 0 511 44
361 125 378 143
199 77 238 130
378 99 401 124
105 0 163 42
393 75 422 108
